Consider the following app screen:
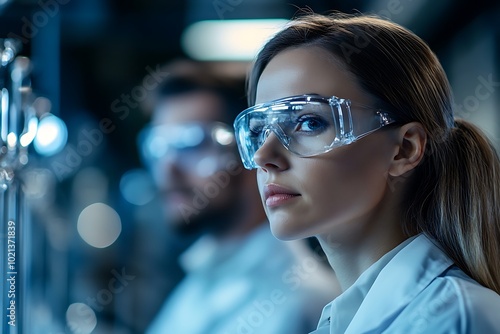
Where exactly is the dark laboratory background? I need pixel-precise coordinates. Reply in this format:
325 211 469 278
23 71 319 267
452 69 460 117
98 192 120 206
0 0 499 333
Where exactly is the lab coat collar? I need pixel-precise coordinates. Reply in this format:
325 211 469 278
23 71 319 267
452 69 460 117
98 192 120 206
311 234 455 333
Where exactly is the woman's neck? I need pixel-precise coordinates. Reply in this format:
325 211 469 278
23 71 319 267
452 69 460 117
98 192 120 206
316 198 408 292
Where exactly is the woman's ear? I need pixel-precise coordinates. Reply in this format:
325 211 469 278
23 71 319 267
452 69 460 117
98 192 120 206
388 122 427 177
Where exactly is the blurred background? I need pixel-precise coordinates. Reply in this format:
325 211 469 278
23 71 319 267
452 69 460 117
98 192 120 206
0 0 499 333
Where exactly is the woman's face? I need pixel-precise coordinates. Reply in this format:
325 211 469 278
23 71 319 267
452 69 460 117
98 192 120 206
254 46 398 241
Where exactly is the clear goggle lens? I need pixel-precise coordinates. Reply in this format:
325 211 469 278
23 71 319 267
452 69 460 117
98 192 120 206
138 122 236 176
233 95 396 169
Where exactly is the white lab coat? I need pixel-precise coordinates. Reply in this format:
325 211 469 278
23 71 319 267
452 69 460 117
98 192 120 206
147 224 337 334
311 234 500 334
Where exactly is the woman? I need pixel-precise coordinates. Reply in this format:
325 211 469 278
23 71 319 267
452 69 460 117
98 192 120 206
233 13 500 333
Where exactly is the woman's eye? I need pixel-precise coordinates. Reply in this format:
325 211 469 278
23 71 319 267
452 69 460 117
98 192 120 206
248 122 263 136
294 115 327 133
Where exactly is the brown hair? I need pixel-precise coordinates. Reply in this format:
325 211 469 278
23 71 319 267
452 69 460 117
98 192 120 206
247 13 500 293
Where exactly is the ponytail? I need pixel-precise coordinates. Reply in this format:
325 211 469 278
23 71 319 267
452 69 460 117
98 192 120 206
404 119 500 293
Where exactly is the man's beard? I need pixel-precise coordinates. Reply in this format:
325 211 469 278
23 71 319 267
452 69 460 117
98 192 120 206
167 200 240 237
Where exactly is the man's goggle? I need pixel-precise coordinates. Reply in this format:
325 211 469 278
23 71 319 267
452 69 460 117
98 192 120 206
138 122 236 177
233 95 397 169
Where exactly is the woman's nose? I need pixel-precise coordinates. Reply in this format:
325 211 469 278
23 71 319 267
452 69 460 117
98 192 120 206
253 130 290 171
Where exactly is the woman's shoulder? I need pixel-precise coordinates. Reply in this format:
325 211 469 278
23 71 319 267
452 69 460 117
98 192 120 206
422 265 500 332
437 265 500 302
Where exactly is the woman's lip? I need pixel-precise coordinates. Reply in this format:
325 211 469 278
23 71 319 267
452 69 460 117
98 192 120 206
263 184 300 207
265 193 300 207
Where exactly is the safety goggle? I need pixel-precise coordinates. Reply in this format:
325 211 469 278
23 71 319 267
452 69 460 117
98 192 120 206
138 122 236 177
233 95 397 169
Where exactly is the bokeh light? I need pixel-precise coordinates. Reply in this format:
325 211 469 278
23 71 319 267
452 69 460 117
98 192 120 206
119 169 155 206
66 303 97 334
181 19 288 61
77 203 122 248
34 113 68 156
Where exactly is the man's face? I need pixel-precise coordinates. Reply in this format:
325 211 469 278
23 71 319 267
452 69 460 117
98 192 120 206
145 91 243 233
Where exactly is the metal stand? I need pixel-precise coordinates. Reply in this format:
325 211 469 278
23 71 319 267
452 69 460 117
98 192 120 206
1 38 36 334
